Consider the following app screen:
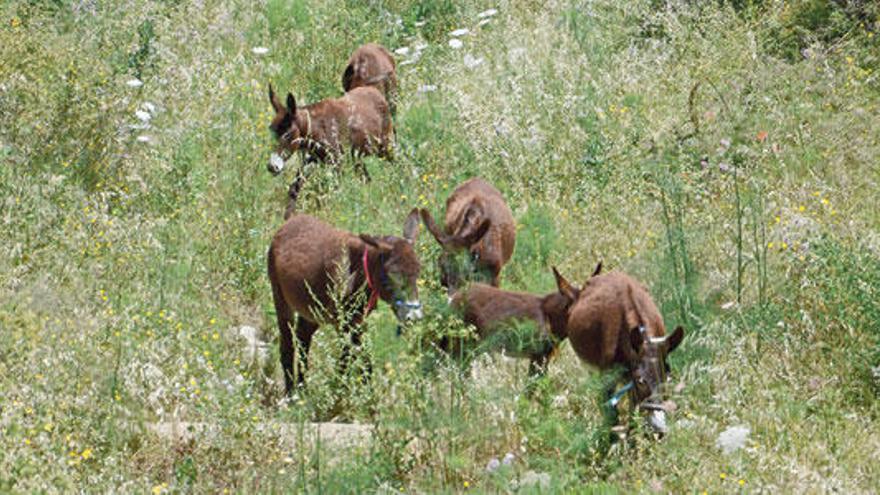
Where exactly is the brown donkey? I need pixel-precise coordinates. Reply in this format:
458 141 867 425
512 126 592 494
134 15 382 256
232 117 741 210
342 43 397 115
449 265 599 376
420 178 516 296
268 210 422 394
566 271 685 433
266 84 393 216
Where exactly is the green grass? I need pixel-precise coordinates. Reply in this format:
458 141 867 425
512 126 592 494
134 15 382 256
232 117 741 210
1 0 879 492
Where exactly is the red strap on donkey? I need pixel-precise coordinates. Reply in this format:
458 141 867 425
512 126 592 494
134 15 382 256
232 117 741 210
362 248 379 314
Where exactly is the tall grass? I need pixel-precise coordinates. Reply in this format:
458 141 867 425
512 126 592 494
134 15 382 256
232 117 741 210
1 0 878 492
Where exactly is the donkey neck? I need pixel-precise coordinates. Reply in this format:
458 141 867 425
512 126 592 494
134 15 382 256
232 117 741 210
347 239 384 304
294 108 314 138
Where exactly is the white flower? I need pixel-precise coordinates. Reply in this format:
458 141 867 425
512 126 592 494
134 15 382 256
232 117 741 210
252 46 269 55
448 39 463 49
450 28 469 37
478 8 498 18
478 19 492 27
413 41 428 51
135 110 152 122
126 79 143 88
463 53 484 69
414 20 426 27
716 425 750 454
417 84 437 93
136 135 152 143
142 101 156 113
394 47 410 55
485 458 500 472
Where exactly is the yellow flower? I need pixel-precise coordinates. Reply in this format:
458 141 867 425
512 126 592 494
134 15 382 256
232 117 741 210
739 479 746 486
463 481 470 488
212 332 219 340
81 448 93 459
798 205 805 212
781 242 788 250
209 318 216 325
720 473 727 480
767 242 774 249
43 423 54 432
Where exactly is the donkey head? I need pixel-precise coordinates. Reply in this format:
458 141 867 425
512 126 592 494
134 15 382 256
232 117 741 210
358 208 423 322
627 324 685 433
420 207 491 297
542 263 602 338
267 84 307 175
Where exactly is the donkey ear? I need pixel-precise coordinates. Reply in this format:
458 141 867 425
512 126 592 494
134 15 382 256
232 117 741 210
552 266 579 301
269 83 284 113
403 208 420 244
666 326 685 353
584 261 602 287
359 234 393 252
455 216 490 247
286 93 297 113
629 326 646 354
420 208 448 247
342 63 355 92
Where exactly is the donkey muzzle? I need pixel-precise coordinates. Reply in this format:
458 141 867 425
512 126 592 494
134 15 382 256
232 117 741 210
395 300 423 322
268 152 286 175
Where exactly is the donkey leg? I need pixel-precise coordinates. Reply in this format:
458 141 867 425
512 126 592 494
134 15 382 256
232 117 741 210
272 296 296 395
283 172 306 220
294 318 318 387
351 148 371 183
338 320 372 380
269 249 297 395
528 353 550 379
603 381 621 428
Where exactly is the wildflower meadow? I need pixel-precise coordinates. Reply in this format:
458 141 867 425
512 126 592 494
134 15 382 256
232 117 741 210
1 0 879 492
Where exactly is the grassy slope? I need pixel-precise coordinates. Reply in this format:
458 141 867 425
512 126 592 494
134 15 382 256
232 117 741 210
1 0 878 492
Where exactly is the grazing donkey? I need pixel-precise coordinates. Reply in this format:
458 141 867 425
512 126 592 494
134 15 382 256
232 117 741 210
449 265 600 377
566 271 685 434
342 43 397 115
266 84 393 217
420 178 516 296
268 209 422 394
